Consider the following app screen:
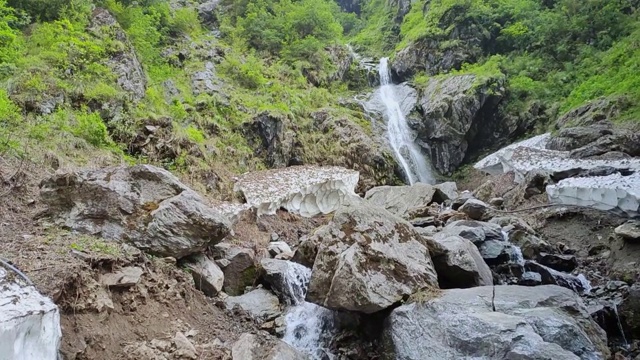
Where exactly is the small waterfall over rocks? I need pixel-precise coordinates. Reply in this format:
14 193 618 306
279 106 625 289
279 262 338 359
377 58 435 185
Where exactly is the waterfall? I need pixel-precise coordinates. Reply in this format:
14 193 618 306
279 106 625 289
377 58 435 185
281 263 337 359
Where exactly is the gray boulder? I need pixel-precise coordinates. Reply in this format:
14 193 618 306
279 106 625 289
224 289 281 321
213 243 257 296
39 165 230 258
383 285 609 360
186 254 224 297
429 233 493 288
364 183 441 219
459 199 490 220
615 221 640 241
441 220 503 245
306 197 439 313
232 333 310 360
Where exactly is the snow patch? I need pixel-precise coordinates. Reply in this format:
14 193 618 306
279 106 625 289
547 172 640 218
0 268 61 360
233 166 359 217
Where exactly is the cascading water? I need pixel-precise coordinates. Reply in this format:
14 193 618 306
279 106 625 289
377 58 435 185
280 262 337 359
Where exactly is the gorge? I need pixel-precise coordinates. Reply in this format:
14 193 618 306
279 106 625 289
1 0 640 359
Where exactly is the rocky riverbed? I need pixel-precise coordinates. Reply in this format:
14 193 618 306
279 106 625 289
2 148 640 359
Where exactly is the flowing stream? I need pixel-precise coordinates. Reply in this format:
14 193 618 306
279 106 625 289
280 262 337 359
377 58 435 185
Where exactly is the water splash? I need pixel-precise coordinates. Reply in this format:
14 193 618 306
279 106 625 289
280 263 338 359
377 58 435 185
576 274 592 295
612 302 629 349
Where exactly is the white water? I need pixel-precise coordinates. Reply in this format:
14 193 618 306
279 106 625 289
281 263 337 359
378 58 435 185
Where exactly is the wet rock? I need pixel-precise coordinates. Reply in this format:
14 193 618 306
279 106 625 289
508 231 551 259
478 240 514 266
306 197 439 313
242 112 298 168
224 289 281 321
440 220 504 245
100 267 144 288
213 243 257 296
429 233 493 288
525 261 590 293
538 253 578 273
547 125 614 152
186 254 224 297
410 217 436 228
519 272 543 286
410 74 506 175
291 236 320 268
231 333 310 360
615 221 640 241
260 259 309 305
39 165 231 258
459 199 490 220
364 183 440 220
383 285 609 359
0 268 61 360
267 241 292 258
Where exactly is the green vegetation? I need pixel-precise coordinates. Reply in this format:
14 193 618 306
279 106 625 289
389 0 640 122
1 0 638 194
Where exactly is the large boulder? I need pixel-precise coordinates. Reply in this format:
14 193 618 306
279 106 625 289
224 289 281 321
213 243 257 296
233 165 359 217
186 254 224 297
364 183 446 220
39 165 231 258
0 268 61 360
383 285 609 359
232 333 310 360
306 197 439 313
428 232 493 288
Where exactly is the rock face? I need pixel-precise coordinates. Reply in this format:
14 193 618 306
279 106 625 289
39 165 231 258
213 243 257 296
306 197 439 313
243 112 298 168
383 285 609 360
232 333 310 360
233 166 359 217
410 74 509 175
364 183 441 220
0 268 61 360
224 288 281 321
89 8 146 102
429 232 493 288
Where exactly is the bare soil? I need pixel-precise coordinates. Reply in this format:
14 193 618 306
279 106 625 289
0 156 259 360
